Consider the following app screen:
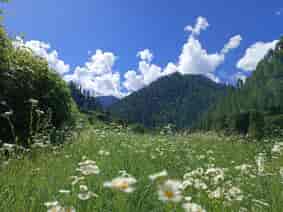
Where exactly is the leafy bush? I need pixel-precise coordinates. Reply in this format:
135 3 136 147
0 26 78 145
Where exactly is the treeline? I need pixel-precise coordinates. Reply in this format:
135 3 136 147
69 81 102 112
197 37 283 138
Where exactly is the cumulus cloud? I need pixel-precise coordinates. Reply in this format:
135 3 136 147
137 49 153 62
123 70 145 92
184 16 209 36
237 40 278 71
221 35 242 54
123 16 242 94
123 50 163 92
178 36 225 75
178 18 241 78
14 16 243 98
64 50 124 98
13 37 70 75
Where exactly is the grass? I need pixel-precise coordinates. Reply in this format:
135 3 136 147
0 125 283 212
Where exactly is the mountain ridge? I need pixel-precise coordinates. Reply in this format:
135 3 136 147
109 73 230 129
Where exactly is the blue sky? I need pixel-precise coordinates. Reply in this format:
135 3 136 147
2 0 283 97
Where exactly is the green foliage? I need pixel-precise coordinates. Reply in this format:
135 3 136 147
200 38 283 136
0 26 78 145
110 73 229 129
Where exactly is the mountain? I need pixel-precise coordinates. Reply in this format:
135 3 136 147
109 73 230 129
96 96 120 109
198 37 283 137
69 82 102 112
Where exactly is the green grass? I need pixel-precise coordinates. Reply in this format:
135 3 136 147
1 126 283 212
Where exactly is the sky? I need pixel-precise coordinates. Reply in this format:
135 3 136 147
2 0 283 98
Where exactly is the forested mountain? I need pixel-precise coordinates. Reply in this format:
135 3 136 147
109 73 230 129
198 37 283 137
69 82 102 112
96 96 119 109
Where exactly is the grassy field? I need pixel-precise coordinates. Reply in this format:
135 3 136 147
1 125 283 212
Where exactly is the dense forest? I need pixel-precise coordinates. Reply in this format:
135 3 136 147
109 73 230 129
198 37 283 138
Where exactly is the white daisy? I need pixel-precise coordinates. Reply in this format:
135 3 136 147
103 176 137 193
158 180 183 203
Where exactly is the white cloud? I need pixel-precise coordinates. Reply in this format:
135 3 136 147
123 17 242 94
123 50 163 92
221 35 242 54
237 40 278 71
64 50 124 98
13 37 70 75
178 36 225 75
14 16 243 98
123 70 145 92
184 16 209 36
137 49 153 62
162 62 178 76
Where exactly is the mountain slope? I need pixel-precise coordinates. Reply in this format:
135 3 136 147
110 73 230 129
96 96 119 109
199 37 283 135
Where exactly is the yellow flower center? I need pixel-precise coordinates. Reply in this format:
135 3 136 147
116 181 129 190
65 208 72 212
51 207 58 212
164 190 174 198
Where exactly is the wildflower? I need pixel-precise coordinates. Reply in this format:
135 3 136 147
35 109 45 115
62 207 76 212
271 143 283 154
77 185 98 200
149 170 168 181
44 201 59 208
2 143 15 150
76 160 100 175
44 201 63 212
235 164 253 175
193 179 207 190
158 180 183 203
103 176 137 193
59 189 71 194
28 98 39 105
182 202 206 212
182 178 194 190
225 186 243 202
70 176 85 185
255 154 265 175
2 111 13 117
208 187 223 199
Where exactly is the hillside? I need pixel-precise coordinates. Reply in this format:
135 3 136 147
96 96 120 109
199 37 283 136
110 73 230 129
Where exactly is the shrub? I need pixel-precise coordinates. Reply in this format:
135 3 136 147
0 26 78 145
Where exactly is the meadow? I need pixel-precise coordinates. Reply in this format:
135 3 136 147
1 124 283 212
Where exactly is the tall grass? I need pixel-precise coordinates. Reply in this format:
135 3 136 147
0 125 283 211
